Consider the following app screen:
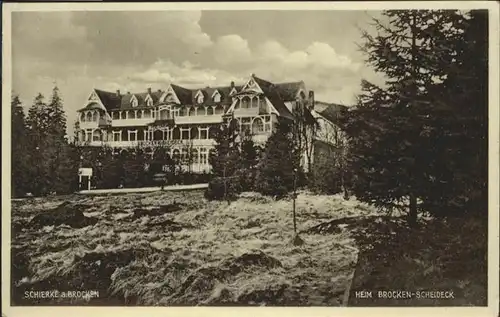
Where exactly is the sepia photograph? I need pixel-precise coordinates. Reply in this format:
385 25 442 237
2 1 499 316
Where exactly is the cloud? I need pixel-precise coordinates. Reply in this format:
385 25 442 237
212 34 252 65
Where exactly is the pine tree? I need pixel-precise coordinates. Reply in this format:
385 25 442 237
341 10 471 226
25 93 53 196
47 86 77 194
11 94 29 197
238 132 258 191
206 122 242 202
418 10 489 217
255 118 298 198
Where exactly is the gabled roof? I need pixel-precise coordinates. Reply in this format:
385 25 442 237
262 88 294 120
274 81 305 101
314 101 348 124
170 84 193 104
248 75 295 119
94 89 121 111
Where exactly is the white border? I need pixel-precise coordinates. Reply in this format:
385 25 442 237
2 2 499 317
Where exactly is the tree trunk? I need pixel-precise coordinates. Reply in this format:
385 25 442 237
408 193 417 227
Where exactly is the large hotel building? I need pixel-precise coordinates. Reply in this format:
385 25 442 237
75 74 345 173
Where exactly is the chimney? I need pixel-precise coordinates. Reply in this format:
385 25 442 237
157 89 162 93
127 91 130 95
308 90 315 110
116 90 121 96
147 87 152 94
230 81 235 88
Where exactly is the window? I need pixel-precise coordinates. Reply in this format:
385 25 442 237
113 131 122 142
200 148 208 164
128 130 138 142
137 111 143 119
199 127 209 139
181 128 190 140
147 99 153 107
214 105 224 115
85 130 93 142
264 116 272 132
180 107 188 117
86 112 92 122
241 117 251 134
190 127 199 139
188 107 196 116
251 97 258 108
197 94 204 104
207 106 214 115
252 117 264 134
120 111 126 120
93 130 102 142
172 127 180 140
241 96 250 109
112 112 120 120
213 92 221 103
129 111 136 119
192 149 199 163
92 112 98 121
144 110 151 118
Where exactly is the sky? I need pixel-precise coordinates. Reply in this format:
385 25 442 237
11 10 386 134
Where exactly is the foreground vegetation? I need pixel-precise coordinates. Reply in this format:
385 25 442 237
11 190 486 306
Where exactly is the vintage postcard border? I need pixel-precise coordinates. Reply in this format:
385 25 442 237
2 2 499 317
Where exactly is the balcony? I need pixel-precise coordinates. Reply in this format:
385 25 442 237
111 118 155 127
174 115 223 125
78 121 98 129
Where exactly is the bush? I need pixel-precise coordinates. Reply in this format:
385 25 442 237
309 164 343 195
235 168 256 192
204 176 242 201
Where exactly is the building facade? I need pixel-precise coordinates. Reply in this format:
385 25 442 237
75 74 344 173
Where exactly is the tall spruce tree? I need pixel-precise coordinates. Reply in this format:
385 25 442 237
341 10 471 225
47 86 77 193
11 94 28 197
26 93 53 195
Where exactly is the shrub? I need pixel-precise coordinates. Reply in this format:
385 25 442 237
204 176 242 201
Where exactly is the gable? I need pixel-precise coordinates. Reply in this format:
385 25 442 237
241 76 263 93
160 85 181 104
84 90 107 111
88 90 101 103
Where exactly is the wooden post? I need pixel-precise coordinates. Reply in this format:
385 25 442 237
293 168 297 234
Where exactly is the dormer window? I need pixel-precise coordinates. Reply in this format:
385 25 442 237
197 94 204 104
131 96 138 108
213 91 221 103
147 99 153 107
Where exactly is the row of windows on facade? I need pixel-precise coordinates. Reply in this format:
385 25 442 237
80 97 266 122
80 116 272 142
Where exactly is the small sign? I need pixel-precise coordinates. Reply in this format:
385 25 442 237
78 168 93 176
